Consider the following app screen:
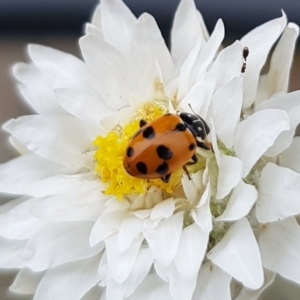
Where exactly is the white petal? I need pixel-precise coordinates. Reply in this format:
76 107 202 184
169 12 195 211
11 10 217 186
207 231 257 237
115 106 138 128
143 212 183 265
174 223 209 279
98 252 109 287
42 180 103 205
100 290 107 300
27 44 100 96
55 88 115 122
153 261 169 282
131 209 151 219
0 197 25 214
106 247 153 299
103 197 129 213
154 262 197 300
0 237 27 268
3 115 97 168
258 217 300 285
104 279 124 300
256 163 300 223
236 269 275 300
216 155 243 199
150 198 175 220
105 234 143 283
144 187 164 209
118 216 144 252
79 35 132 109
256 33 299 110
233 109 290 177
192 170 205 190
257 91 300 156
131 13 174 83
81 285 103 300
91 3 103 30
177 37 201 100
212 41 243 90
10 268 44 295
216 180 257 221
279 137 300 172
210 77 243 148
190 19 225 85
123 247 153 297
90 210 127 246
209 119 221 164
241 13 287 108
31 195 104 222
143 218 160 229
191 183 212 232
169 266 197 300
208 217 264 289
24 221 103 271
179 80 204 114
129 59 164 106
171 0 200 70
0 153 76 195
13 63 65 114
85 22 103 39
130 273 173 300
180 67 217 118
256 23 299 104
182 174 199 204
34 254 101 300
196 10 209 42
101 0 136 53
193 262 231 300
27 173 94 198
0 198 48 240
8 135 30 155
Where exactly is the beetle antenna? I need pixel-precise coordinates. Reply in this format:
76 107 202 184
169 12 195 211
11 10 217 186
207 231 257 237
188 103 197 115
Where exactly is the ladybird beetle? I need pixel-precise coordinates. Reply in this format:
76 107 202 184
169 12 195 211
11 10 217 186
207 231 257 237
123 112 211 183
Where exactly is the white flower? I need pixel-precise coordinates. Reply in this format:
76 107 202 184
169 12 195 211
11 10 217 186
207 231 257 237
1 0 300 299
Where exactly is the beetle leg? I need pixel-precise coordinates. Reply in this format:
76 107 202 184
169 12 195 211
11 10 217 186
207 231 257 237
197 140 212 151
183 165 191 180
139 119 147 128
186 154 198 166
161 173 171 183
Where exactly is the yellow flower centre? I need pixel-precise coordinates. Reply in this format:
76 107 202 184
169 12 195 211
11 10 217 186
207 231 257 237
93 101 184 200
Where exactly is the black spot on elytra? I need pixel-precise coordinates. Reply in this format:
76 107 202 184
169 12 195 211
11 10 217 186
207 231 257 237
126 146 134 157
156 162 169 175
156 145 173 160
175 123 186 131
139 119 147 128
136 162 148 174
143 126 155 139
189 143 196 151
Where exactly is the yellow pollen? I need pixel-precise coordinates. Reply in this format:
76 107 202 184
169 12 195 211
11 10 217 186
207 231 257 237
93 101 184 200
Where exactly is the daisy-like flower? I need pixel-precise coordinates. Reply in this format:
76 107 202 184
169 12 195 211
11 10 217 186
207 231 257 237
1 0 300 299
